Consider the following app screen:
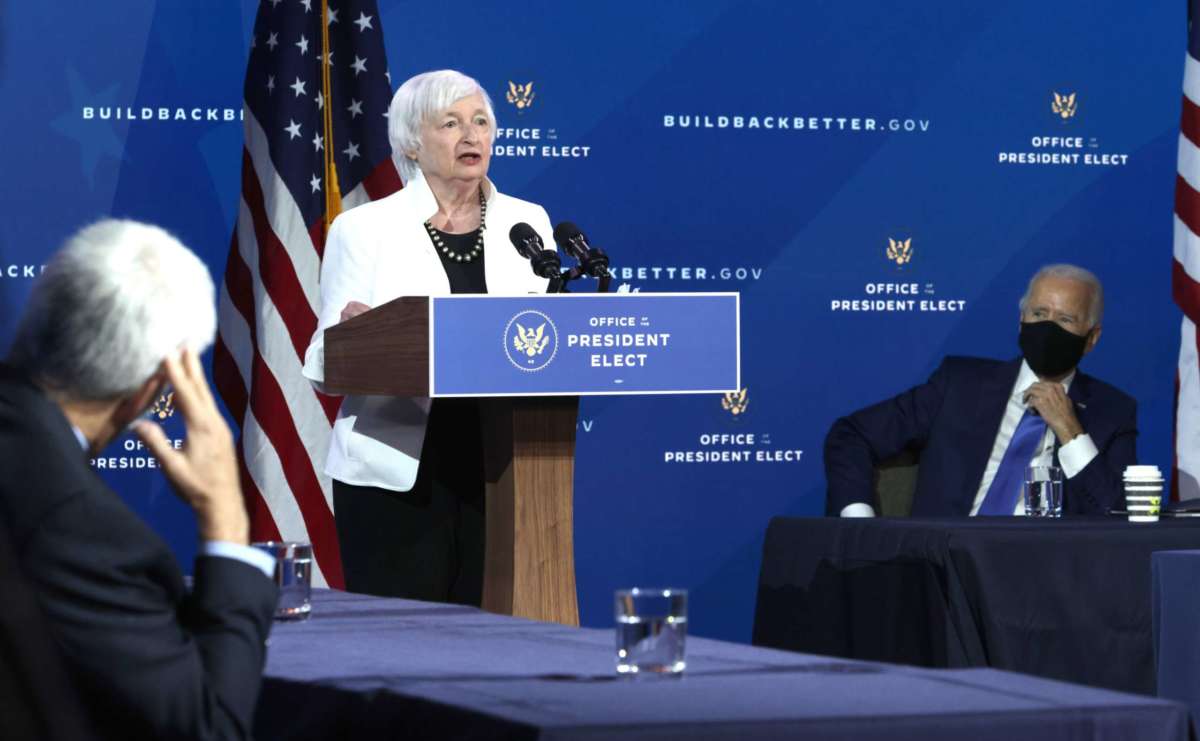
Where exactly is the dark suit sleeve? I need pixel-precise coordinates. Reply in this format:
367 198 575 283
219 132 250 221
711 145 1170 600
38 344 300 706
824 360 953 514
1064 399 1138 515
25 492 277 740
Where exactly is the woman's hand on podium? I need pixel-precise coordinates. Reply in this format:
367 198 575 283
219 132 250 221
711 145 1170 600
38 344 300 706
340 301 371 323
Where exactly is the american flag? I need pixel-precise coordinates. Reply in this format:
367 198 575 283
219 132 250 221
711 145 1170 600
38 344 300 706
214 0 401 587
1176 1 1200 502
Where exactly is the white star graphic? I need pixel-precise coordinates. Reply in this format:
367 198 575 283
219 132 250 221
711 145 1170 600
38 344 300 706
385 69 391 84
346 99 363 118
343 141 361 161
290 77 307 97
310 173 321 193
327 7 339 24
266 32 279 50
250 34 256 49
315 91 325 109
300 0 312 11
266 75 275 93
284 119 302 139
295 35 309 55
353 12 373 32
351 56 367 76
321 50 334 64
312 132 324 152
270 0 282 7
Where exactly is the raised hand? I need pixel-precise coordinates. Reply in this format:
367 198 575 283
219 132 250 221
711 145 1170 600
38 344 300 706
1024 381 1084 444
133 348 249 544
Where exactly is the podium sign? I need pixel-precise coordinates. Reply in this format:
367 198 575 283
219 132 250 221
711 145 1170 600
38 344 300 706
430 292 740 397
323 291 741 624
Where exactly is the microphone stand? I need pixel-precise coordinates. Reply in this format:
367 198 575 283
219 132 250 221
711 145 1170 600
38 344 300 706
554 263 611 293
594 265 611 293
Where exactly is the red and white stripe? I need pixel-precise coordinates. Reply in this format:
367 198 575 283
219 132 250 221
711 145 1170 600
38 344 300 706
1173 52 1200 501
213 108 350 586
215 99 402 586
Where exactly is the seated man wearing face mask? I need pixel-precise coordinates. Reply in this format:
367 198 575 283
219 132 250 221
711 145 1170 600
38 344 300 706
824 264 1136 517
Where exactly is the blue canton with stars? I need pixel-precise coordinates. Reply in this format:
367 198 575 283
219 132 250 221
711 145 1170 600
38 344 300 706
245 0 394 230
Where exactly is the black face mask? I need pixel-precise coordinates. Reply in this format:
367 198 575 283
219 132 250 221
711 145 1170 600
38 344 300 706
1018 321 1089 378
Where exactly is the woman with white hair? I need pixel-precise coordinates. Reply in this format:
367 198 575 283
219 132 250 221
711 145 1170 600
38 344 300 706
302 69 554 604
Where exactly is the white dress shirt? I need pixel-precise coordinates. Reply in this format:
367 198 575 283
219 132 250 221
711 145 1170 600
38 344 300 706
967 360 1097 515
202 540 277 578
840 360 1099 517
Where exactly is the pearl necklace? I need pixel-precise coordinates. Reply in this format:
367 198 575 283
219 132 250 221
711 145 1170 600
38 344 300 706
424 188 486 263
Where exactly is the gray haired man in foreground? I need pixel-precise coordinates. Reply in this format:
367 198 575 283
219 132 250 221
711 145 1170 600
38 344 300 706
0 219 277 740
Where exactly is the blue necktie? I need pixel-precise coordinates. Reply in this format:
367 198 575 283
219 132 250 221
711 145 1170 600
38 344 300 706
977 409 1047 516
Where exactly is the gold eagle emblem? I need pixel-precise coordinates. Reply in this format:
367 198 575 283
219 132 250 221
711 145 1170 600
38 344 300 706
886 237 913 266
512 322 550 359
506 81 535 110
722 388 749 416
1051 91 1077 120
151 391 175 420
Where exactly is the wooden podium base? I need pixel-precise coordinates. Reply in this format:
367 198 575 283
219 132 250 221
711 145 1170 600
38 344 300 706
480 396 580 626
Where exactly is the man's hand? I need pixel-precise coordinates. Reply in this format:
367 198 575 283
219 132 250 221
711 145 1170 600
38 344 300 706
340 301 370 322
1024 381 1084 444
133 349 249 545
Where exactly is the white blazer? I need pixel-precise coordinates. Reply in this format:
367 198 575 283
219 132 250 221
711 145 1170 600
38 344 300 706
302 174 553 492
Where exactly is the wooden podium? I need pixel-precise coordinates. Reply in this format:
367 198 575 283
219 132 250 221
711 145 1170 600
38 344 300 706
322 297 580 625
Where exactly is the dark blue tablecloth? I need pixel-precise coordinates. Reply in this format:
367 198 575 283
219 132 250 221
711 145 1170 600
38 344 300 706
754 517 1200 694
255 589 1188 741
1153 550 1200 726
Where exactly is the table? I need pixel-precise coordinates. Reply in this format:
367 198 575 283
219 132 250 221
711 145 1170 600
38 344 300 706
1152 550 1200 725
753 517 1200 695
254 589 1188 740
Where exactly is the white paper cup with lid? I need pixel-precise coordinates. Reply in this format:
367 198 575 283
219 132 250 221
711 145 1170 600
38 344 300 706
1123 465 1164 523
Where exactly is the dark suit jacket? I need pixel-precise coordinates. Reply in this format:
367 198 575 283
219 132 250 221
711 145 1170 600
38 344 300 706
0 364 278 740
824 356 1138 516
0 512 95 741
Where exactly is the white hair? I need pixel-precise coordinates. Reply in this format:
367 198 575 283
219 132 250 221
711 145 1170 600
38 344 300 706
1018 263 1104 328
8 219 216 401
387 69 496 183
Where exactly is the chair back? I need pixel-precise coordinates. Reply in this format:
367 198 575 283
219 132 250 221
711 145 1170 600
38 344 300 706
874 448 919 516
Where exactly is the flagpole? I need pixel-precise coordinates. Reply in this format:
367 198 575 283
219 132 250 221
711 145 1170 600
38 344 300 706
321 0 342 236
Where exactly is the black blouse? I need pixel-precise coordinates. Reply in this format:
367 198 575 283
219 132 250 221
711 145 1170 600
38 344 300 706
431 228 487 294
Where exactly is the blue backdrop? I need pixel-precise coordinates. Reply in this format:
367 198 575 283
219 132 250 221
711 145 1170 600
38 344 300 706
0 1 1183 642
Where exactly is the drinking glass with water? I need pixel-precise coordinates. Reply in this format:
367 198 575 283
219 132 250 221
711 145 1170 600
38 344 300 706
253 541 313 620
615 588 687 676
1024 465 1063 518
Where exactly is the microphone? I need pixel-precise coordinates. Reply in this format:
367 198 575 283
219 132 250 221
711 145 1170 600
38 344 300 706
508 223 562 279
508 222 542 260
553 222 610 278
